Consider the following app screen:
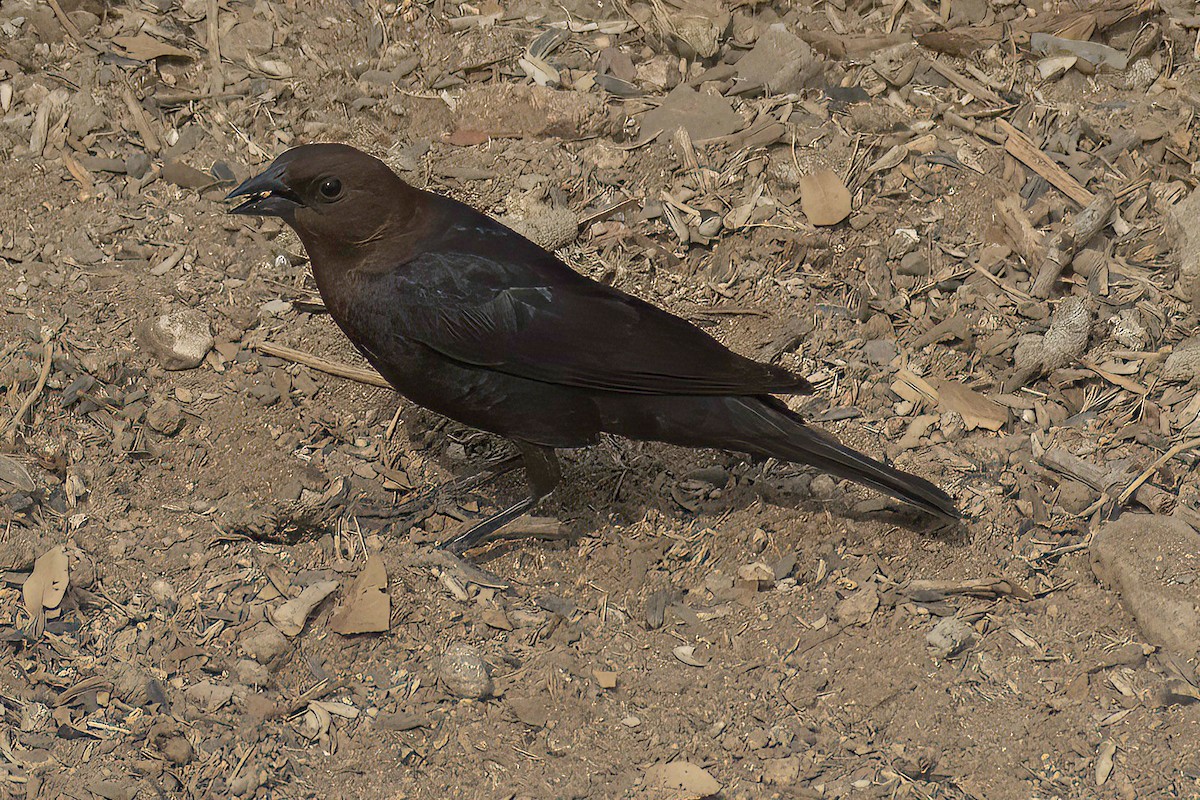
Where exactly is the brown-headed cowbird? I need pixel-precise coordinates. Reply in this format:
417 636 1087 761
228 144 958 550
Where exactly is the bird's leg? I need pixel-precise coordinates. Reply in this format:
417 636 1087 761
352 453 523 519
439 444 561 552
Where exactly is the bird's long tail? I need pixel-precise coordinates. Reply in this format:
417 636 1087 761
700 397 960 520
600 393 960 519
619 398 955 522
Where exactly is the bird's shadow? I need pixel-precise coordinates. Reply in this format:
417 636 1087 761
376 436 969 554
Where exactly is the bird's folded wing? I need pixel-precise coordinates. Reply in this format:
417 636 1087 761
381 264 812 397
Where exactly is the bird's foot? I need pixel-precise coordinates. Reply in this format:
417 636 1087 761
350 454 523 520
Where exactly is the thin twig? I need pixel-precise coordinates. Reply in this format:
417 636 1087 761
256 341 391 388
45 0 101 51
2 334 54 438
121 87 161 153
995 119 1094 207
207 0 225 95
1032 189 1117 298
1117 437 1200 506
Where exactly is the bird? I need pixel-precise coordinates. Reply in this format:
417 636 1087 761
227 143 958 550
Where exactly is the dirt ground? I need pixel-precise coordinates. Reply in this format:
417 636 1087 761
2 0 1200 798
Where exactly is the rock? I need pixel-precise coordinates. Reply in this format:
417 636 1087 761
501 204 578 251
763 756 801 785
1163 337 1200 382
592 668 618 689
641 84 741 144
836 584 879 626
898 251 930 276
438 643 493 699
222 18 274 61
579 141 628 172
150 726 194 765
239 621 289 664
734 24 820 93
864 338 898 366
148 578 178 610
1091 516 1200 658
644 761 721 799
184 681 235 712
140 310 214 370
233 658 270 686
926 616 977 659
809 473 837 500
146 399 185 435
124 151 152 180
745 727 770 750
736 562 775 591
509 695 548 728
1166 188 1200 308
1056 479 1094 515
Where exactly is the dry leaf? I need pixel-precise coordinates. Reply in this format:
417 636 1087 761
0 454 35 492
480 607 513 631
799 169 851 226
836 584 879 626
330 556 390 635
892 369 939 406
672 644 707 667
111 34 195 61
23 546 69 621
930 379 1009 431
1095 740 1117 786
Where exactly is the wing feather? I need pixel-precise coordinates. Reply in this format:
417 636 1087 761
378 250 812 397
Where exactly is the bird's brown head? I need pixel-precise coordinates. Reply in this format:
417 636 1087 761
227 143 413 260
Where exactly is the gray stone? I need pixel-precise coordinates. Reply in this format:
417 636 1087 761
140 309 213 370
239 621 289 664
438 643 493 699
1091 515 1200 658
1166 188 1200 309
927 616 976 659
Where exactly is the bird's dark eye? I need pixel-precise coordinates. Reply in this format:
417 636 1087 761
318 178 342 199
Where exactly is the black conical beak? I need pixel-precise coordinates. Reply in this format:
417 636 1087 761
226 161 303 217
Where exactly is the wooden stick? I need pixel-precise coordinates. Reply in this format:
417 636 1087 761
942 110 1005 145
256 342 391 388
995 119 1094 207
207 0 224 96
121 87 160 154
3 335 54 438
924 58 1004 106
1040 446 1174 514
994 194 1045 269
1117 437 1200 506
45 0 101 52
1032 189 1116 298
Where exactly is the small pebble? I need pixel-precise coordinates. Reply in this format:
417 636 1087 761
239 621 289 664
139 309 214 370
926 616 976 659
438 643 493 699
233 658 271 686
146 399 185 435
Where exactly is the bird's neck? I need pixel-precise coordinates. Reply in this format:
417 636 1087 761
300 186 437 311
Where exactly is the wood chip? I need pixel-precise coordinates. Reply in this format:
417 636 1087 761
996 119 1093 207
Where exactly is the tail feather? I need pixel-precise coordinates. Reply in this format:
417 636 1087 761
733 398 960 520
